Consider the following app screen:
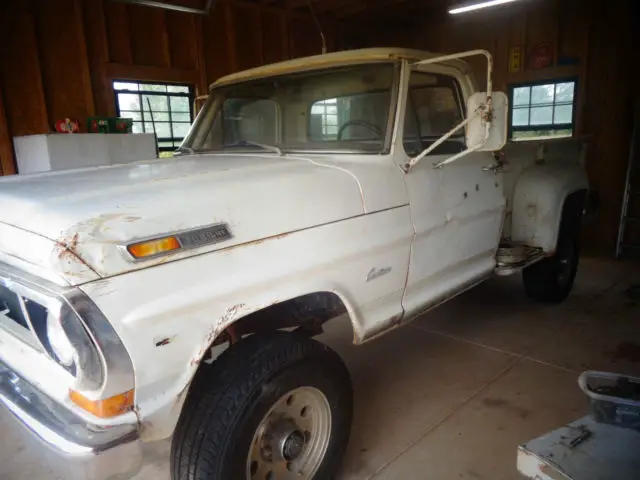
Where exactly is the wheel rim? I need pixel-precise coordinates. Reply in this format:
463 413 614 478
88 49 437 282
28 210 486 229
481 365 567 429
247 386 332 480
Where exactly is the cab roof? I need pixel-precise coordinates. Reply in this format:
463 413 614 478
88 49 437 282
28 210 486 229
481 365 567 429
211 48 469 88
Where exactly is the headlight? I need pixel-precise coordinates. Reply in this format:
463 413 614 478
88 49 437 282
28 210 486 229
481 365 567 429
46 313 75 367
21 293 103 390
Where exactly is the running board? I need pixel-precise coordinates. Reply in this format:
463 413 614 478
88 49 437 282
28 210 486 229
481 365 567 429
494 244 545 276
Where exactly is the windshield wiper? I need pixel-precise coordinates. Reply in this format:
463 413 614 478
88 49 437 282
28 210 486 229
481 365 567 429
174 146 195 156
224 140 283 156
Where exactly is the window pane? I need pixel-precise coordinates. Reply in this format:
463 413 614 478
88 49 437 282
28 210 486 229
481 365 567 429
132 123 143 134
158 141 175 149
530 106 553 125
172 123 191 138
117 93 141 112
531 85 554 105
167 85 189 93
513 87 531 106
222 98 277 144
412 84 463 137
114 81 139 91
554 105 573 124
144 122 172 137
512 107 530 126
555 82 575 102
140 84 167 93
325 115 338 126
144 112 170 122
172 112 191 122
142 94 168 113
119 111 142 121
170 96 190 113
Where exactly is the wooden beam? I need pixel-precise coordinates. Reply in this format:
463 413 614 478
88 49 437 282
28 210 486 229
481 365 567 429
105 1 134 63
0 85 16 176
82 0 115 116
160 9 172 68
105 63 199 84
73 0 96 117
193 15 209 95
224 2 239 71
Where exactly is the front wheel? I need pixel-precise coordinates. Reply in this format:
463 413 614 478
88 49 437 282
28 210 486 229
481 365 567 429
522 226 580 302
170 332 353 480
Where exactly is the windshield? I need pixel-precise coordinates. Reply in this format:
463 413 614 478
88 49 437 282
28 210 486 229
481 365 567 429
180 63 398 154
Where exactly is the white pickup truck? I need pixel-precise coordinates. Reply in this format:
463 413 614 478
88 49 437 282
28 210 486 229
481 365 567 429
0 48 588 480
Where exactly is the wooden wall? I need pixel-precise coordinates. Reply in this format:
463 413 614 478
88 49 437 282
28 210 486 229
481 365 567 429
0 0 343 176
351 0 635 255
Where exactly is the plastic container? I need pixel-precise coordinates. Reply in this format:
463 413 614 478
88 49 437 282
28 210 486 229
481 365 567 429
579 371 640 431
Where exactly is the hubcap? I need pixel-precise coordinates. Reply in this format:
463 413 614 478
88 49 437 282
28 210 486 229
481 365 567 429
247 386 332 479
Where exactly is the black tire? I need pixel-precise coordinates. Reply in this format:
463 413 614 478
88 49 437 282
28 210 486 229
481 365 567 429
522 223 580 303
170 332 353 480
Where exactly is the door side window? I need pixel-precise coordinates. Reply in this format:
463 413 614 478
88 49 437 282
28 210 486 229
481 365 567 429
403 72 465 156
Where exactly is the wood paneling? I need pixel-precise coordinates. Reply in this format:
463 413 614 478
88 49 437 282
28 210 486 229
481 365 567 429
0 9 49 136
0 0 344 176
166 12 199 70
104 2 133 64
35 0 95 127
0 87 16 176
233 4 263 71
128 5 172 67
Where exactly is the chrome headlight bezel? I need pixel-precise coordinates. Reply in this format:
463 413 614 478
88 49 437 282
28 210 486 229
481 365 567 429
6 281 104 391
0 262 135 399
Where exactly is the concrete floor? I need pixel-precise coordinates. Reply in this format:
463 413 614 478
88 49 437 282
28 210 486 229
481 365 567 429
1 257 638 480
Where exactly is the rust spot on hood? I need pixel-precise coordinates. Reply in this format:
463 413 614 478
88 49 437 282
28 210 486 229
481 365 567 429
55 232 80 259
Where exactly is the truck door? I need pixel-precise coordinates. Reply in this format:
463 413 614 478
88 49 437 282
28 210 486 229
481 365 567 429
400 70 506 319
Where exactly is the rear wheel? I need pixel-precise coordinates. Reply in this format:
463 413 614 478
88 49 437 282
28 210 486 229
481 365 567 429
523 225 579 302
170 332 353 480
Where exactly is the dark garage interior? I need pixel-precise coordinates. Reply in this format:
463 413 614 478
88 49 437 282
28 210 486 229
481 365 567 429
0 0 639 479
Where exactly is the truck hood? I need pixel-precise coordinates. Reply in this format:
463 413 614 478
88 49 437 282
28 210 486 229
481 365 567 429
0 154 364 285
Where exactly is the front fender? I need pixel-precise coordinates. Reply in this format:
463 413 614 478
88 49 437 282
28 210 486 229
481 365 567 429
511 163 588 252
80 206 412 441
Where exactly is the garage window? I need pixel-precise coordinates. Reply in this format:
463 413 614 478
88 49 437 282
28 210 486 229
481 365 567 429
113 81 194 151
509 79 577 141
310 99 339 139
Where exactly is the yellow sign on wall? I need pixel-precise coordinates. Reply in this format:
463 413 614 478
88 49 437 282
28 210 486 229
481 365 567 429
509 46 523 73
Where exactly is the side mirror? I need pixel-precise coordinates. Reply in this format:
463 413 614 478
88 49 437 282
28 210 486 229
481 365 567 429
466 91 508 151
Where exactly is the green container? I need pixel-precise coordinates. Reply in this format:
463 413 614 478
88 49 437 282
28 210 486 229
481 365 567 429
87 117 110 133
86 117 133 134
110 117 133 134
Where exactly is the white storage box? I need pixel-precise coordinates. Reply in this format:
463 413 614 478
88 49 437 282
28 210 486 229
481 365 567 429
13 133 157 174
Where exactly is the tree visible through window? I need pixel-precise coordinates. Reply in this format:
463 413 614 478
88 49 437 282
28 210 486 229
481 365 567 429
509 79 577 141
113 81 194 151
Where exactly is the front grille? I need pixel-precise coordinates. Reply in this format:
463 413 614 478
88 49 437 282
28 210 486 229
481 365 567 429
0 283 30 330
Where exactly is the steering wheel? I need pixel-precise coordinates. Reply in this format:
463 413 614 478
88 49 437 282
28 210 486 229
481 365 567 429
336 120 382 141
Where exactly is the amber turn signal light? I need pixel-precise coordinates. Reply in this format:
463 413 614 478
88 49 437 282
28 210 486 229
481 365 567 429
127 236 180 259
70 389 135 418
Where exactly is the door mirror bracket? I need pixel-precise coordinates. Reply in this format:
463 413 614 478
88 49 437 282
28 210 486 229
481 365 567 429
403 50 508 173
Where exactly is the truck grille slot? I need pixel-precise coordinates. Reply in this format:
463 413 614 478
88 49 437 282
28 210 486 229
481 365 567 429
0 283 29 330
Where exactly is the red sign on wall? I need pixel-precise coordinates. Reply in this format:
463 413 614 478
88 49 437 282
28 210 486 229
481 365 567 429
528 43 554 70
